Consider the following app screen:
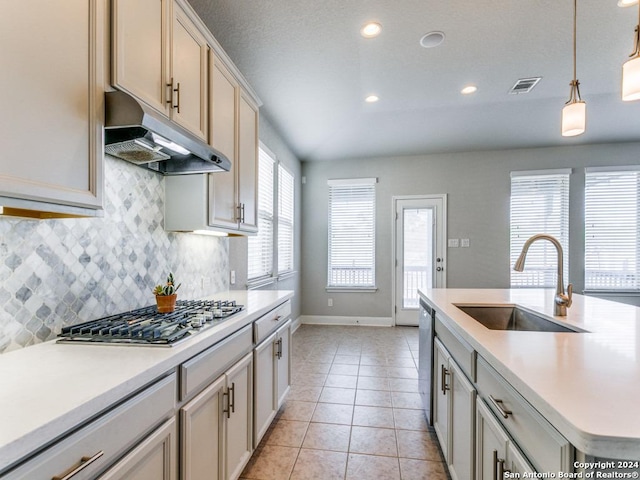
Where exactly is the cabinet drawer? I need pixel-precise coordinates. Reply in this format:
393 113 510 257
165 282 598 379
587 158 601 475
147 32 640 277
254 301 291 345
476 356 572 473
435 315 476 381
4 373 176 480
180 324 252 400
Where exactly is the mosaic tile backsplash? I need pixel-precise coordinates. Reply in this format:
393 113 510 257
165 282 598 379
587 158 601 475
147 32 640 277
0 156 229 353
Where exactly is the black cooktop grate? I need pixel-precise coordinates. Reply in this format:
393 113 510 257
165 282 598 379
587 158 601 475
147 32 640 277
57 300 244 346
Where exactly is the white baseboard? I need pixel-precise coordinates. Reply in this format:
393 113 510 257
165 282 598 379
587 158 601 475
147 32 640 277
300 315 393 327
291 316 302 334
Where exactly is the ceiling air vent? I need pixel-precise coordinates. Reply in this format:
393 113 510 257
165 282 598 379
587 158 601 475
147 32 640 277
509 77 542 95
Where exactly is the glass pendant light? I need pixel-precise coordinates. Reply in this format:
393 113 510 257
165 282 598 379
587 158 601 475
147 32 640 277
562 0 586 137
622 1 640 101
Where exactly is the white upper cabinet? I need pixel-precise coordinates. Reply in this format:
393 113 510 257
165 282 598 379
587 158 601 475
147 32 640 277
112 0 208 140
0 0 105 217
237 93 259 232
111 0 170 115
209 53 240 230
171 3 208 140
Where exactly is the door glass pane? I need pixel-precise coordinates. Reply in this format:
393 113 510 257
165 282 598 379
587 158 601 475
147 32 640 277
403 208 433 308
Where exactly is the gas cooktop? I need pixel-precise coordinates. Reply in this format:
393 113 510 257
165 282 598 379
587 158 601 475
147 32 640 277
57 299 244 347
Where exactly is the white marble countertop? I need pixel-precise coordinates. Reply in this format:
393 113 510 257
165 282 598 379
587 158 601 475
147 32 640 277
0 289 293 472
418 288 640 460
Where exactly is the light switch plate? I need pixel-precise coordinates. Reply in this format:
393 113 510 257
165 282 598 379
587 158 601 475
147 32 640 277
448 238 459 248
461 238 470 248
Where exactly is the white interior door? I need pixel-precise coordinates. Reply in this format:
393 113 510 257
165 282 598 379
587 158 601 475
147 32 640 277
394 196 446 326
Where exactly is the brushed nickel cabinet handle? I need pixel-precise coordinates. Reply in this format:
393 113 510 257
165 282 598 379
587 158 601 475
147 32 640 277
166 78 174 107
223 389 230 418
440 364 450 394
52 451 104 480
489 395 513 418
174 82 180 113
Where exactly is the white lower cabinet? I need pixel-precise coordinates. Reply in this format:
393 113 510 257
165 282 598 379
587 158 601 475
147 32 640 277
180 352 253 480
434 337 477 480
476 399 535 480
98 418 177 480
253 319 291 447
2 374 176 480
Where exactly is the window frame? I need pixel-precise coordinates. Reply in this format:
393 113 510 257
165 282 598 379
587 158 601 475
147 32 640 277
510 169 571 288
247 146 276 283
326 177 377 292
584 166 640 292
247 143 296 288
277 163 295 276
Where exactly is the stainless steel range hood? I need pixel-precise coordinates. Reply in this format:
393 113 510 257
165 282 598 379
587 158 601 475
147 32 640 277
104 91 231 175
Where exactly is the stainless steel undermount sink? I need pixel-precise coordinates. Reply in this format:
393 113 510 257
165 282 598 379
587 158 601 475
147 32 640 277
455 304 585 333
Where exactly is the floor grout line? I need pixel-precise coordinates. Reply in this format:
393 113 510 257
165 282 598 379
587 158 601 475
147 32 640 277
243 325 448 480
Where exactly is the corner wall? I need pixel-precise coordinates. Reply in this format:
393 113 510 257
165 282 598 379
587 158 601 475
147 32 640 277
301 142 640 319
229 115 303 322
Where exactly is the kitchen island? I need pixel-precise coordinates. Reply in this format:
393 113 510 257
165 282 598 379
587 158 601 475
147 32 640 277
0 289 293 478
419 288 640 465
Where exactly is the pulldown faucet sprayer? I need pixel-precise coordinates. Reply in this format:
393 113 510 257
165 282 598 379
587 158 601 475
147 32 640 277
514 234 573 316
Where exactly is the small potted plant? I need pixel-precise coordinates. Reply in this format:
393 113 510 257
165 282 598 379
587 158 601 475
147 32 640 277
153 272 181 313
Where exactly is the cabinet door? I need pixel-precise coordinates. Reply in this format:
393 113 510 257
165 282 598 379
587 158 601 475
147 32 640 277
253 332 277 447
237 92 259 233
0 0 104 213
111 0 170 115
433 338 451 460
276 322 291 408
180 374 225 480
476 399 509 480
449 360 476 480
209 53 240 230
171 2 208 140
507 443 536 477
98 418 176 480
225 352 253 480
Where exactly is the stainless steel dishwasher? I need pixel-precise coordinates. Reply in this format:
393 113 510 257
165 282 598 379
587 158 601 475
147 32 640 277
418 298 435 425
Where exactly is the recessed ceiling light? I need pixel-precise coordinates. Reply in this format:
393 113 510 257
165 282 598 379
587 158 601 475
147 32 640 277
461 85 478 95
365 95 379 103
420 31 445 48
618 0 638 6
361 22 382 38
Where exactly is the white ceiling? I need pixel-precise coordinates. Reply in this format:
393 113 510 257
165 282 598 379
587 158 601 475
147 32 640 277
189 0 640 161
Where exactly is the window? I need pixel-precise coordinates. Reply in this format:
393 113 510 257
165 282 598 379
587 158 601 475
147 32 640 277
248 145 296 283
585 167 640 291
248 148 275 280
327 178 377 289
510 170 570 287
278 165 294 274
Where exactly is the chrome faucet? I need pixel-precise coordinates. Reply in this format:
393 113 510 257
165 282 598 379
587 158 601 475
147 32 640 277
513 234 573 316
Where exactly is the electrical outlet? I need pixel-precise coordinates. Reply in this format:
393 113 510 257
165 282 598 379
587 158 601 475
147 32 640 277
448 238 459 248
201 276 212 289
328 298 333 307
461 238 470 248
230 270 236 285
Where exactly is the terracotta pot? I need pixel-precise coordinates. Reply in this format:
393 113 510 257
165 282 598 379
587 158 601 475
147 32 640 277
156 293 177 313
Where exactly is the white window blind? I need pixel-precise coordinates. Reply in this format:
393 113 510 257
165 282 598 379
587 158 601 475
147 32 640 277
510 170 570 287
278 165 294 274
585 167 640 291
327 178 376 288
248 148 275 280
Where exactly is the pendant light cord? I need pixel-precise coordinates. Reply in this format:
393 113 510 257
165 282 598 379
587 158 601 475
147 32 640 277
573 0 577 83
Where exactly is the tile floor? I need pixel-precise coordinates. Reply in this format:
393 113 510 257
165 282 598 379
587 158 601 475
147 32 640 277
240 324 449 480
